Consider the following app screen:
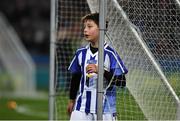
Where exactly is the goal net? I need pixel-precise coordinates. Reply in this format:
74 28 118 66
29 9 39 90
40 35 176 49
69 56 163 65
52 0 180 120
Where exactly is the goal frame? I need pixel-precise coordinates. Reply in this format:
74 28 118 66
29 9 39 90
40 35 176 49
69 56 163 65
49 0 180 120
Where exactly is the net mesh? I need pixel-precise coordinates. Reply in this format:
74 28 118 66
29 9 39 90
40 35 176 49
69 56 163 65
54 0 180 120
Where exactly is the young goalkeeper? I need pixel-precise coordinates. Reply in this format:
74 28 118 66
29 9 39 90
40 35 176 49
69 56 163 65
67 12 128 121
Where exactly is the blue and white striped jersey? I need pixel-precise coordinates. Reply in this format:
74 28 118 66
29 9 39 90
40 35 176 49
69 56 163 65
68 42 128 114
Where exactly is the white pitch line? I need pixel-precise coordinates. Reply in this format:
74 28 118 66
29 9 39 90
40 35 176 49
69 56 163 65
15 104 47 118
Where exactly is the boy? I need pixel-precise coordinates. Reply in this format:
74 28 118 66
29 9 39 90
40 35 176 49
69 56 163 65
67 13 128 121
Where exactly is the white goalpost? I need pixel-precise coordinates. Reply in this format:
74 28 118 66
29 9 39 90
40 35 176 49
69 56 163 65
0 13 36 97
50 0 180 120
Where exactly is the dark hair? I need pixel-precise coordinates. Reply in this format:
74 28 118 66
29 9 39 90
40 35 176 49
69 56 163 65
81 13 108 28
81 13 99 26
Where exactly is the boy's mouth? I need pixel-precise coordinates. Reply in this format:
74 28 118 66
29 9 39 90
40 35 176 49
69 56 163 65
84 35 89 38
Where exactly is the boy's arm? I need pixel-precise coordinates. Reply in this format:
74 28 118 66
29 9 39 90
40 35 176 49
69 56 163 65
104 70 126 87
86 64 126 87
69 73 81 100
67 73 81 115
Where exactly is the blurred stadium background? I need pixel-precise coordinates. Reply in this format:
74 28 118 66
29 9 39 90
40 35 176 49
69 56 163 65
0 0 49 119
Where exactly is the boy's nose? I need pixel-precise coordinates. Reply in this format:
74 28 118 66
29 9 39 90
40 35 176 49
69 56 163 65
84 27 87 32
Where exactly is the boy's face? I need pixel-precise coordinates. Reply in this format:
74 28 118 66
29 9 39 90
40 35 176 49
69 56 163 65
83 19 99 43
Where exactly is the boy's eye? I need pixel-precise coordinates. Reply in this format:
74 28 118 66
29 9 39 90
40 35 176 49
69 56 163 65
83 25 92 29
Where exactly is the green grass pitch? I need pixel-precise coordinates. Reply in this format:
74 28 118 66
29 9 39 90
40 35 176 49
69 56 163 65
56 88 147 120
0 97 48 120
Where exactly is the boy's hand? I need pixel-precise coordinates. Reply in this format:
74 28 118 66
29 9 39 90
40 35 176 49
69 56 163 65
86 64 98 74
67 100 75 115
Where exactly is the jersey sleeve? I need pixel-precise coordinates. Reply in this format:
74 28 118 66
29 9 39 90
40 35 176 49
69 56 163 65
110 52 128 76
68 52 81 73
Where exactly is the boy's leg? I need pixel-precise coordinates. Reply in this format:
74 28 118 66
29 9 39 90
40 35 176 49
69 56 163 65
93 113 117 121
103 113 116 121
70 110 94 121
